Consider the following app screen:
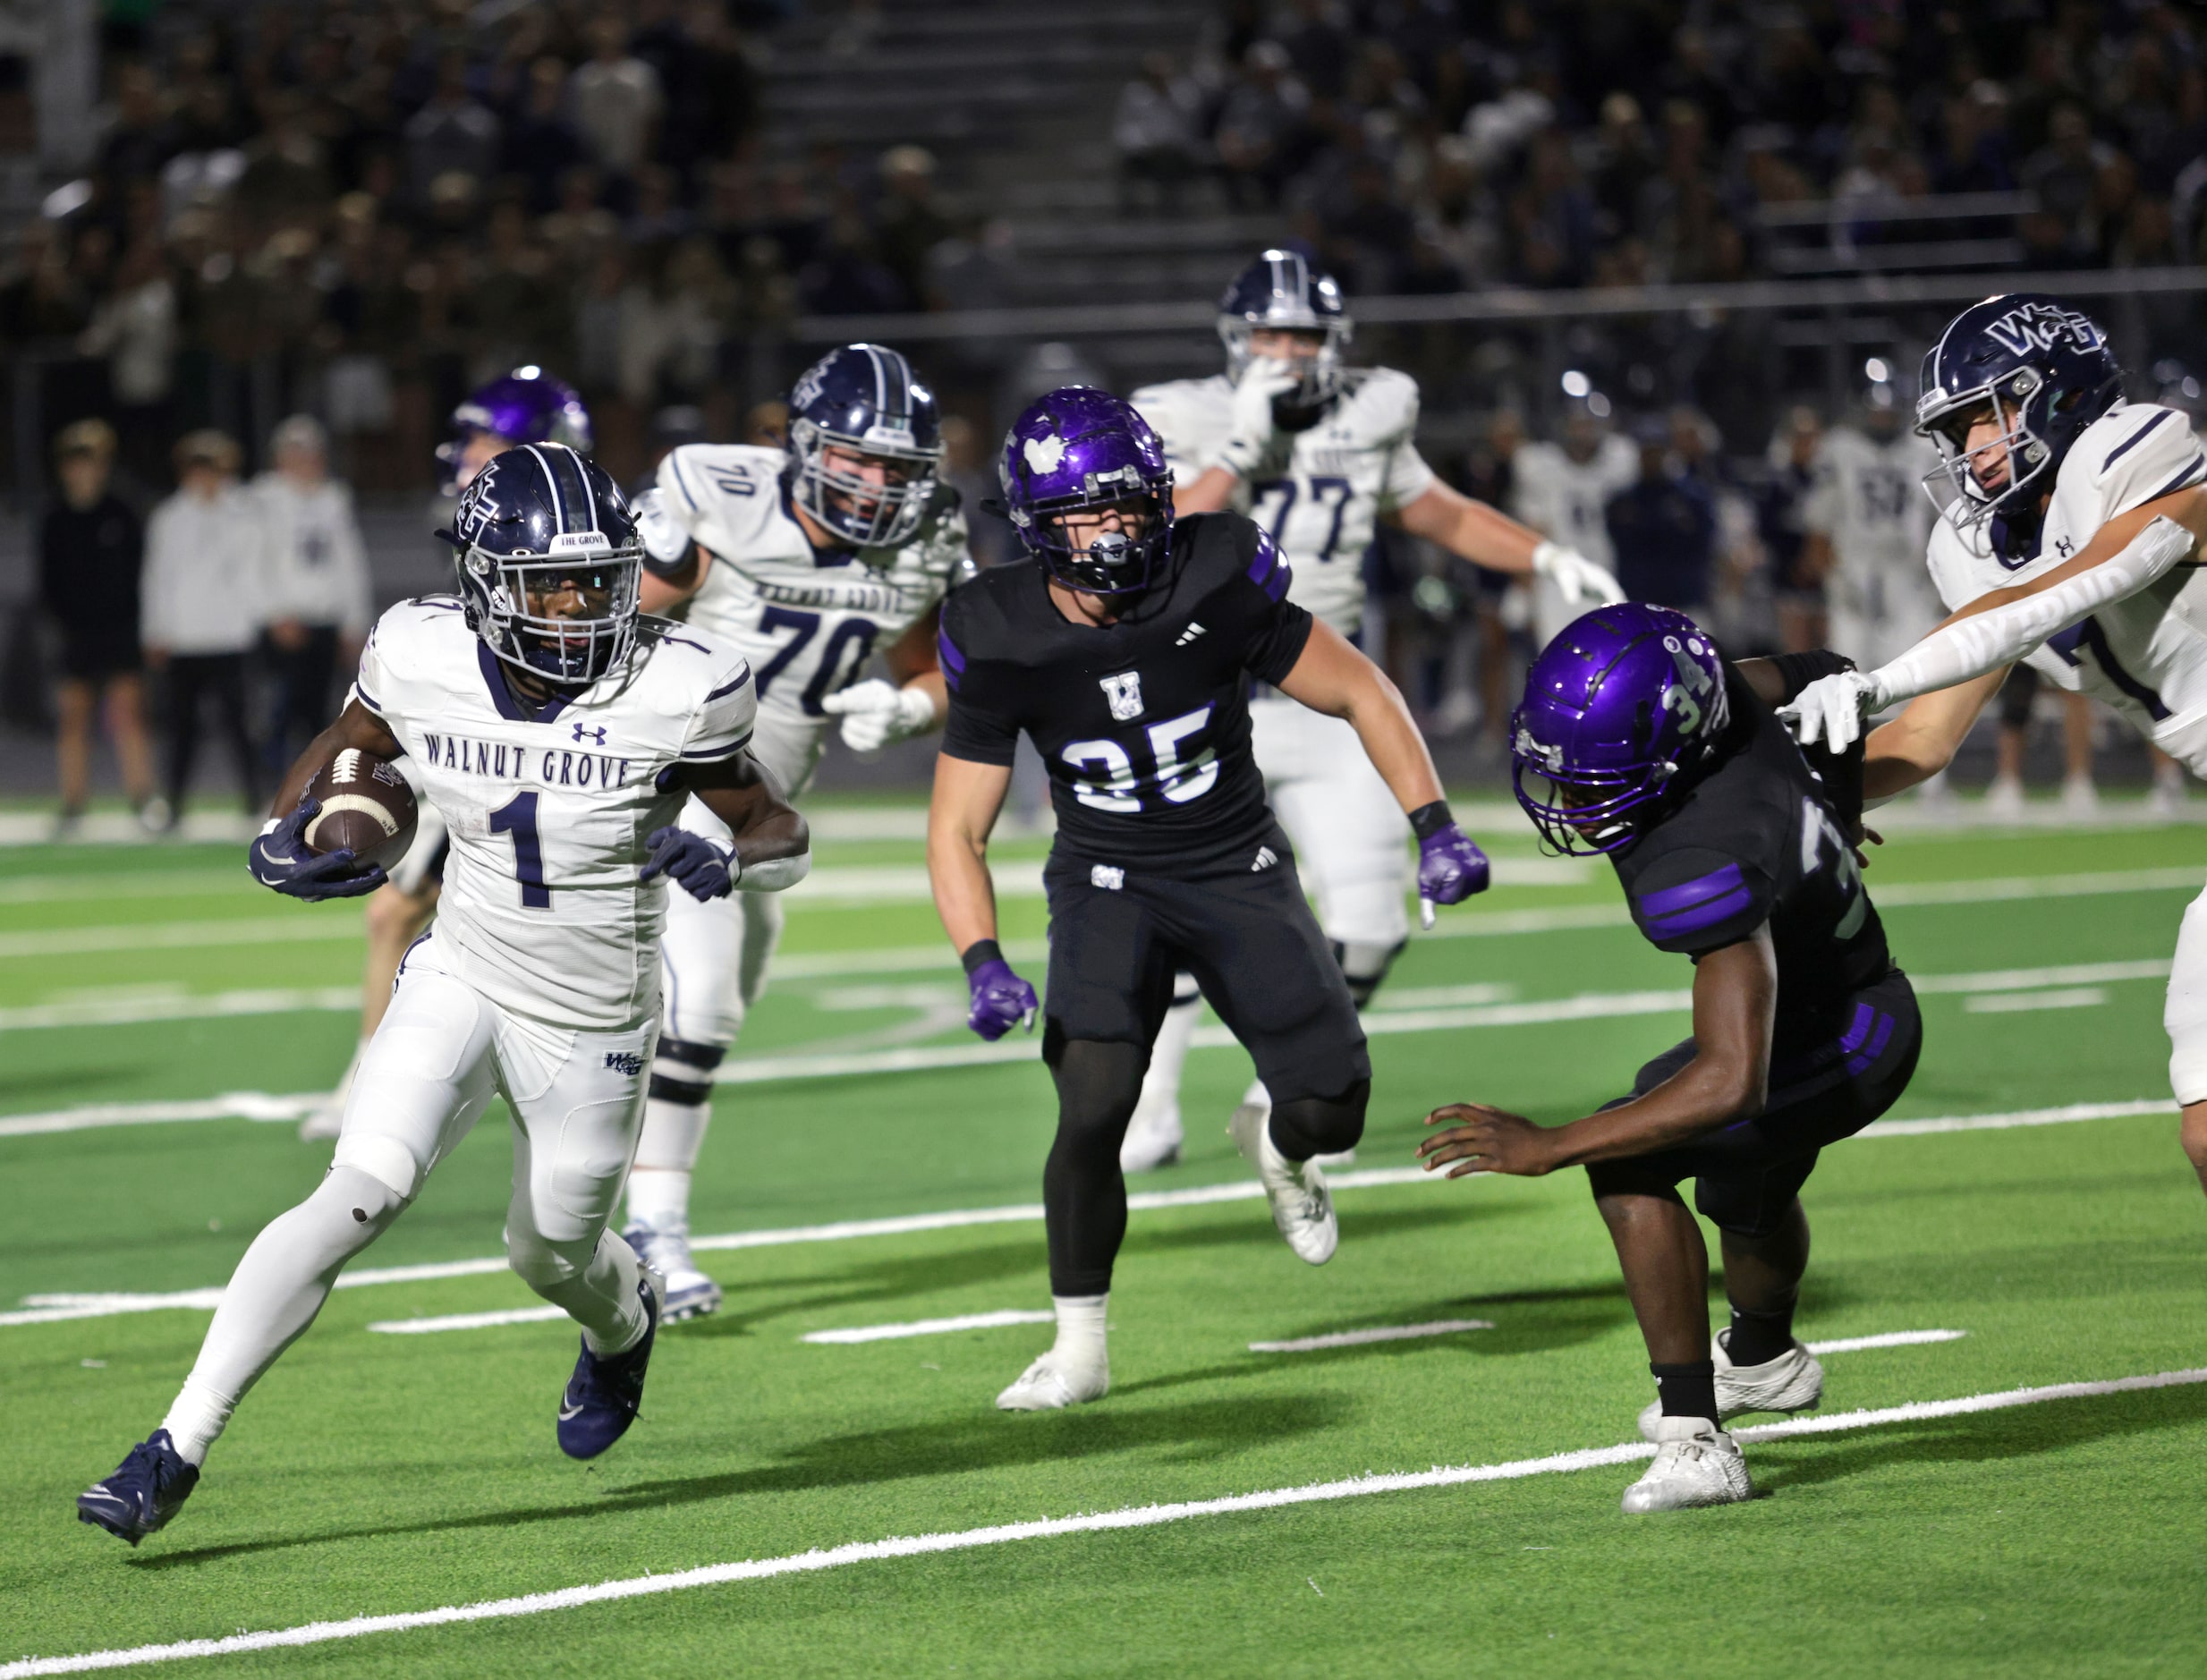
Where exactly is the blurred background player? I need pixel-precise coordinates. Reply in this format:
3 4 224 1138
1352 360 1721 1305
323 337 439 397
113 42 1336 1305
301 369 594 1140
1511 383 1640 643
1758 405 1828 657
1122 250 1620 1170
619 344 972 1319
38 419 157 836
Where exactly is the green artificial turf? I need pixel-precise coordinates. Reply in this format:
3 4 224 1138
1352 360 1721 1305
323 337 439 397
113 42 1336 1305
2 808 2204 1676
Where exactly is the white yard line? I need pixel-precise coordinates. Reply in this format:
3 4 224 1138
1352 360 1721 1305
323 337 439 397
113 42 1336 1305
7 1365 2201 1678
0 1102 2175 1329
1806 1329 1967 1354
1964 988 2109 1014
1250 1319 1495 1353
802 1310 1056 1345
367 1307 566 1335
0 988 357 1034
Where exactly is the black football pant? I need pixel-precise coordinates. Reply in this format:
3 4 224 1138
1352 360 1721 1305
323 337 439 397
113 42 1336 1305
1039 836 1371 1296
163 653 262 814
1584 968 1922 1235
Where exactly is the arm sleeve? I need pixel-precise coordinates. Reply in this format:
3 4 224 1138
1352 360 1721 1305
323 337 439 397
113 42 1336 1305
1868 515 2195 708
1235 526 1316 683
936 610 1021 766
1626 843 1776 957
678 656 759 762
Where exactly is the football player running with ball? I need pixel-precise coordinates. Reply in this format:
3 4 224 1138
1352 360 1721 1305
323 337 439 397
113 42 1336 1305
929 388 1491 1412
1422 606 1919 1512
617 344 972 1319
77 445 809 1545
1121 250 1621 1171
1779 293 2207 1198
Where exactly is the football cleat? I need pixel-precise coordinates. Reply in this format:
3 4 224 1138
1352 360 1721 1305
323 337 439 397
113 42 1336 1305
1621 1415 1753 1514
1637 1332 1824 1440
622 1220 722 1323
1229 1099 1337 1265
556 1277 660 1460
996 1346 1109 1412
77 1429 200 1545
1118 1089 1184 1173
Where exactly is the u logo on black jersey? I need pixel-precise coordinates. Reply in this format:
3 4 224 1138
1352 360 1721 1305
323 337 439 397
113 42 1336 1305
1099 673 1144 721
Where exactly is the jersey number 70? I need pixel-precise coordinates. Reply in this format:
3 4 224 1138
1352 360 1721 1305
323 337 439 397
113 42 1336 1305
1061 705 1218 812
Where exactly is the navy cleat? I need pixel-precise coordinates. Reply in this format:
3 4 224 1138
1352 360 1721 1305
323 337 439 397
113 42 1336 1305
78 1430 199 1545
556 1278 660 1460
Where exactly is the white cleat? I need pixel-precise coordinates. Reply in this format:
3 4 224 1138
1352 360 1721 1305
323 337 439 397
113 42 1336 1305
1637 1333 1823 1439
1229 1099 1337 1265
1622 1415 1754 1514
996 1347 1109 1412
622 1221 722 1323
1119 1090 1184 1173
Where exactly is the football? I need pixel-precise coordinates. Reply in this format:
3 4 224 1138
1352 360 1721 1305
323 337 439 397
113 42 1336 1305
301 748 418 871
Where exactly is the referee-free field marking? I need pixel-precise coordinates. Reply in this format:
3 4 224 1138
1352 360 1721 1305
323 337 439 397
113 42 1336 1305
7 1364 2199 1679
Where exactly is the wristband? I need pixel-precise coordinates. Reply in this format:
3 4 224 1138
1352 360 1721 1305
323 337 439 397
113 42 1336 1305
1766 649 1856 705
961 938 1004 975
1408 801 1455 842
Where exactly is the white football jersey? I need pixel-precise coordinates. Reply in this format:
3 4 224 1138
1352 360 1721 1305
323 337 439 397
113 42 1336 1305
657 444 970 739
1924 401 2207 768
352 598 757 1031
1806 428 1938 593
1509 434 1639 571
1130 368 1437 637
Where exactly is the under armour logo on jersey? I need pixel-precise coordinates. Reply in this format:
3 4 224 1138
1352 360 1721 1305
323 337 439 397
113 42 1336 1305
1252 845 1278 871
1175 622 1209 647
2056 535 2075 557
573 723 607 745
603 1051 644 1075
1099 672 1144 721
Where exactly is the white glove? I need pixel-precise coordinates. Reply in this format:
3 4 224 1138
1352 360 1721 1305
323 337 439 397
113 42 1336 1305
820 679 937 752
1215 357 1300 478
1530 539 1624 607
1778 669 1887 753
633 487 697 576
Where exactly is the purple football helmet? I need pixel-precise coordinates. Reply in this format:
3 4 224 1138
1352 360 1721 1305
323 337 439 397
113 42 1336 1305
998 386 1176 595
1509 604 1730 856
437 367 595 492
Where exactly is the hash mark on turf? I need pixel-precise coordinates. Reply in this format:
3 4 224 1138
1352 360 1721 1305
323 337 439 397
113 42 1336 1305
1249 1319 1495 1353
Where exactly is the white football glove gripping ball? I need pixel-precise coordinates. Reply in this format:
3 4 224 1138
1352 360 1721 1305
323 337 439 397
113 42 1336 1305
1530 539 1625 607
821 679 937 752
1778 669 1886 753
1216 357 1301 479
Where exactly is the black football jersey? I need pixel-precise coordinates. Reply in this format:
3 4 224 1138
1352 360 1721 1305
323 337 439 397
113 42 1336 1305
1611 666 1897 1053
939 512 1313 874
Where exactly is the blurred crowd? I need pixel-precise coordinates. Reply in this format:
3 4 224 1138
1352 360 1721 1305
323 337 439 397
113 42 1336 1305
0 1 974 491
35 414 369 833
1120 1 2207 294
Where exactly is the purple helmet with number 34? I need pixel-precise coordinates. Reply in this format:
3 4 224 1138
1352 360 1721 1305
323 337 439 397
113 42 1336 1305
1509 604 1730 856
998 386 1176 595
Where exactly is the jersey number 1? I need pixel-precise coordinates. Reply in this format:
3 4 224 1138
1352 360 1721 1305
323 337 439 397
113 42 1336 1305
491 791 551 910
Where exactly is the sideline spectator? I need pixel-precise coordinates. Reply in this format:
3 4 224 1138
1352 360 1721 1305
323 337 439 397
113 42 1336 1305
1606 416 1718 617
1114 53 1205 216
141 430 268 822
570 18 664 184
38 420 157 834
251 415 371 773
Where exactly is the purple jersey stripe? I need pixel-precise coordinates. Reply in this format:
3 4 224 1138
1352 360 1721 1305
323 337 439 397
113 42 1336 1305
1637 861 1745 918
702 670 751 703
2103 407 2174 470
1642 883 1755 937
1261 559 1292 602
1246 532 1280 587
1845 1010 1895 1076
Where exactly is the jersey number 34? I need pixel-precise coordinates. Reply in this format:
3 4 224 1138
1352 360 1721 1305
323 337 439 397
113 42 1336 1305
1062 705 1218 812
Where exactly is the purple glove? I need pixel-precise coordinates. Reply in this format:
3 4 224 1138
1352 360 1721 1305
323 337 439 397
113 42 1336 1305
248 798 387 901
963 942 1038 1041
640 826 735 901
1413 805 1490 929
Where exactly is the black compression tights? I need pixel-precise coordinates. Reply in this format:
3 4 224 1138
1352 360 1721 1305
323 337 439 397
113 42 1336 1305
1042 1039 1371 1295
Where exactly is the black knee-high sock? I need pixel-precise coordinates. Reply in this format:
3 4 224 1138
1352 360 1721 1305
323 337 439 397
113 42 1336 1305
1041 1039 1148 1296
1725 1302 1797 1367
1651 1360 1719 1424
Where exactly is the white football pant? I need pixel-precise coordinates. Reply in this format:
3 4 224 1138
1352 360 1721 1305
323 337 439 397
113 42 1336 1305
1249 694 1412 958
2165 881 2207 1107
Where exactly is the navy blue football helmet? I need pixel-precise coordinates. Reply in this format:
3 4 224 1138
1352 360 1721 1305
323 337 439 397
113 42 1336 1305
1218 249 1353 408
442 444 642 687
1915 294 2123 528
788 343 943 548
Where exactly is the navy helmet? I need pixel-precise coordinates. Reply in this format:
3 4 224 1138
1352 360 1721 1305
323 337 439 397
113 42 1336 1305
1915 294 2122 528
788 343 943 548
437 366 593 492
1510 604 1730 856
1218 249 1352 408
443 444 642 687
998 386 1176 596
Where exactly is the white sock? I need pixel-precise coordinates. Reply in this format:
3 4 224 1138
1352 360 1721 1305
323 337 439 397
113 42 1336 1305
1050 1293 1108 1364
625 1165 692 1233
626 1091 712 1229
160 1379 233 1466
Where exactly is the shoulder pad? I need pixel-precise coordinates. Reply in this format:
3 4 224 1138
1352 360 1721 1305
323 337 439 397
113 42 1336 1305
2079 403 2206 513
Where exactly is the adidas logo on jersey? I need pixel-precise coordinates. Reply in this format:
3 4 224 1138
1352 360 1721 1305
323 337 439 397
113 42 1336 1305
1252 845 1278 871
1175 622 1208 647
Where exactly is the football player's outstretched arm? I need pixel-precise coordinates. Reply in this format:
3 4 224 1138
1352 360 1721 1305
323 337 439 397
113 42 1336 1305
1391 479 1623 606
678 750 811 889
1420 928 1778 1177
1861 668 2012 802
927 753 1012 954
271 699 402 818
